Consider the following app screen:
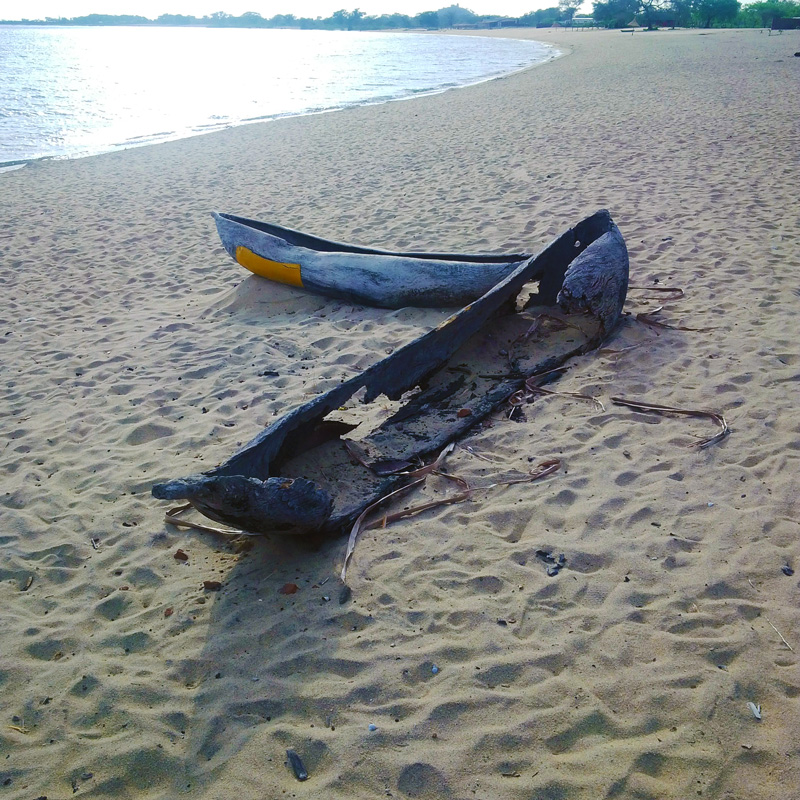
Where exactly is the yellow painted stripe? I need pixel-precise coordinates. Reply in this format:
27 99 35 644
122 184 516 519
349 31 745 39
436 306 469 330
235 246 303 287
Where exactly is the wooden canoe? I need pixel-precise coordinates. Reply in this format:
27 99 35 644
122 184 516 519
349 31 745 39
154 210 629 536
213 211 531 308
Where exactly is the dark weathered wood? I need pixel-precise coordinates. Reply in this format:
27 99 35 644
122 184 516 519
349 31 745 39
152 210 629 536
557 228 629 335
152 475 334 533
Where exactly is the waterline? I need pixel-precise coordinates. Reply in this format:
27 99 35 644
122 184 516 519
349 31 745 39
0 27 556 166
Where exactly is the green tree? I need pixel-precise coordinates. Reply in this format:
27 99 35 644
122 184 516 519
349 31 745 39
593 0 691 26
329 8 364 29
267 13 297 26
239 11 267 26
437 4 478 27
593 0 640 26
633 0 675 27
72 13 150 25
156 13 197 25
737 0 800 25
416 10 440 27
667 0 694 24
692 0 740 25
518 6 561 26
330 9 348 27
558 0 582 21
364 13 413 28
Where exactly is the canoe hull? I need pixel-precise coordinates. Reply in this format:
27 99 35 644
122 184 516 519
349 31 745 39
213 212 530 308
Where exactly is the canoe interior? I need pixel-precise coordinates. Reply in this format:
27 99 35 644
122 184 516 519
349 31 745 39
276 306 598 528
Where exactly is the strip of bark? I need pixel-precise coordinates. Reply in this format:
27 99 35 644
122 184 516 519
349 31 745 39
165 503 245 536
628 286 685 301
611 396 729 448
635 306 712 332
341 457 561 583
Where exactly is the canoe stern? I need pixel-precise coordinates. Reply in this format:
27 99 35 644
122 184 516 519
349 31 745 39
152 473 334 535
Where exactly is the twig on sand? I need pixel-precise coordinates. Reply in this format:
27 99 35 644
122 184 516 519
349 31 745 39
598 344 641 358
458 444 502 464
340 453 561 583
507 372 603 417
635 306 712 333
342 444 462 581
341 478 428 583
165 503 245 536
403 443 457 479
364 471 472 533
765 617 795 652
611 396 729 448
523 382 605 412
8 724 30 735
521 313 589 340
507 390 527 419
627 285 685 302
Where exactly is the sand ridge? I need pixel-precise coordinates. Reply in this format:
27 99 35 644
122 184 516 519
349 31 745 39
1 27 799 800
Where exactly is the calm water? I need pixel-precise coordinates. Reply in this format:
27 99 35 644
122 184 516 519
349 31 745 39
0 26 555 165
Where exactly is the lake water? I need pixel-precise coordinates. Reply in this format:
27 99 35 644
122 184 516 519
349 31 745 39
0 26 555 165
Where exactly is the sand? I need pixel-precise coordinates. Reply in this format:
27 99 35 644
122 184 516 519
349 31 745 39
1 26 799 800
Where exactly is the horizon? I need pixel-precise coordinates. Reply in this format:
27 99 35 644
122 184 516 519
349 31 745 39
2 1 593 22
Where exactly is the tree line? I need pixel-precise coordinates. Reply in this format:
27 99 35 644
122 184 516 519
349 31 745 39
592 0 799 28
2 5 540 30
2 0 798 30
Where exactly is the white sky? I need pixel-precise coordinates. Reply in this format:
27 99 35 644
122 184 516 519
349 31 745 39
2 1 589 21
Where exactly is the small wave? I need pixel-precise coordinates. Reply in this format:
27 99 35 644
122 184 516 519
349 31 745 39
112 131 176 146
411 83 457 93
190 122 232 131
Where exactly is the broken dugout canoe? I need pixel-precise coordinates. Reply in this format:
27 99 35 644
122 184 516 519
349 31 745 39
213 211 532 308
153 210 629 536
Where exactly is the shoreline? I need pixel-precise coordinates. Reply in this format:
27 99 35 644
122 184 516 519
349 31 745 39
1 27 799 800
0 28 559 170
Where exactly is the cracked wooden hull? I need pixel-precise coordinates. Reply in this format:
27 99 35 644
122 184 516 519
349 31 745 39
154 210 629 536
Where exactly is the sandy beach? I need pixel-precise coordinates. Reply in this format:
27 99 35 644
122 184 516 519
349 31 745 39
1 26 799 800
